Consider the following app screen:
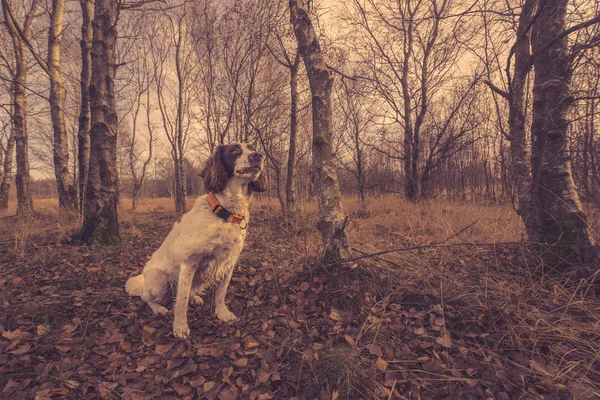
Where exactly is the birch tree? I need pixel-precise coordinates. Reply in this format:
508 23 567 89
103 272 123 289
529 0 598 267
0 114 14 209
1 0 37 216
78 0 120 244
78 0 93 216
290 0 351 263
152 2 197 214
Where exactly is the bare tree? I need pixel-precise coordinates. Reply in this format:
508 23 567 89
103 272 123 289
346 0 471 202
1 0 38 216
4 0 77 211
267 19 302 221
48 0 75 210
125 46 153 210
290 0 351 263
484 0 600 267
78 0 121 244
335 76 375 209
0 114 14 209
78 0 94 216
151 2 200 213
529 0 597 266
483 0 540 241
0 30 15 210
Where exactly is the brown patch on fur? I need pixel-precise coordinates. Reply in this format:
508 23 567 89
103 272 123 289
200 146 232 193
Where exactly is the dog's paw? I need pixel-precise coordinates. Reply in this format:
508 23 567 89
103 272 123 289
190 295 204 306
173 323 190 339
216 307 236 322
154 306 170 316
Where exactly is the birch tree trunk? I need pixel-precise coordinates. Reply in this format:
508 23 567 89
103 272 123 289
508 0 540 241
78 0 93 216
285 50 300 221
289 0 351 263
48 0 76 211
78 0 120 244
530 0 597 267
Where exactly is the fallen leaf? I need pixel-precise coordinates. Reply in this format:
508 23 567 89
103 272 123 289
65 380 80 389
344 334 355 347
244 337 260 349
154 343 173 356
234 357 249 367
36 324 50 336
9 344 31 355
329 309 343 322
375 358 388 372
203 381 216 393
2 379 19 395
436 333 453 348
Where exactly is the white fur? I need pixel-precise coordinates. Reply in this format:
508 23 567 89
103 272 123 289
126 144 262 339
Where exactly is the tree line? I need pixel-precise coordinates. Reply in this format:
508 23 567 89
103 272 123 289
1 0 599 268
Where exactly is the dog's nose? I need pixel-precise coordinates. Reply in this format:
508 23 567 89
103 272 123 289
249 152 263 162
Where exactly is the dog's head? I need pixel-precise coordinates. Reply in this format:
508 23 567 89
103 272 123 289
200 143 268 194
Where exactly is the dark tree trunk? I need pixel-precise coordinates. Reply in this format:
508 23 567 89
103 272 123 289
78 0 120 244
78 0 93 216
290 0 351 264
285 50 300 221
0 123 15 210
1 0 37 217
530 0 597 268
13 40 34 217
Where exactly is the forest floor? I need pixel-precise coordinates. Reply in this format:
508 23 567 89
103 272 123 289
0 196 599 400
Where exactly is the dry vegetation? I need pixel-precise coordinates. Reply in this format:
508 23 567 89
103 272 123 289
1 196 598 399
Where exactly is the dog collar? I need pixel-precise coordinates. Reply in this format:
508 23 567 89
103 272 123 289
206 192 247 228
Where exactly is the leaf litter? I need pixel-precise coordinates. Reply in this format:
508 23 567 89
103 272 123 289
0 207 599 399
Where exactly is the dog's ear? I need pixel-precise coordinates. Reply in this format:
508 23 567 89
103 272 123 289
200 146 228 193
249 171 268 193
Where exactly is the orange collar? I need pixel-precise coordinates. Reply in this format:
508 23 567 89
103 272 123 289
206 192 246 226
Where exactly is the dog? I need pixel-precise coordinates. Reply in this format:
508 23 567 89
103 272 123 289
125 143 267 339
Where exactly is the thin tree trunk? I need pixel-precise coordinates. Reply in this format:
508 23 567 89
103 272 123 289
401 16 416 202
13 40 34 217
174 17 186 214
0 123 15 210
48 0 76 211
2 0 37 217
508 0 540 241
78 0 120 244
290 0 351 264
78 0 93 216
285 51 300 221
530 0 597 267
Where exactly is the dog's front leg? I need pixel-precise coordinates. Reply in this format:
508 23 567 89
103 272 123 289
215 266 236 322
173 263 195 339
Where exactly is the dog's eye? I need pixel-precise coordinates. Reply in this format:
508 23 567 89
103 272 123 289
231 147 241 154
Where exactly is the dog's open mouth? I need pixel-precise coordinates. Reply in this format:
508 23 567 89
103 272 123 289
236 166 261 174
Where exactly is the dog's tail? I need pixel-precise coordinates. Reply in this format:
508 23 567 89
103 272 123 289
125 274 145 296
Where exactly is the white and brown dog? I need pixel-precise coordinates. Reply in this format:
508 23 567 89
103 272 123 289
125 143 267 339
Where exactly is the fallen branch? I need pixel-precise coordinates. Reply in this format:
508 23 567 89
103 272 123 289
327 218 529 266
331 240 528 266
